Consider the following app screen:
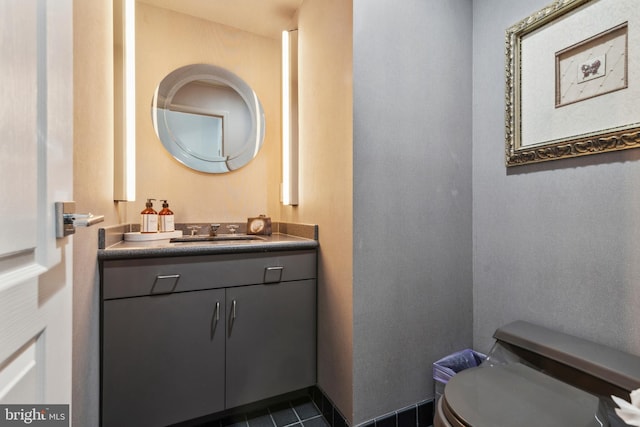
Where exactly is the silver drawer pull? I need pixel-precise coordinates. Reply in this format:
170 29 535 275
215 301 220 321
150 274 180 294
264 266 284 283
157 274 180 279
231 300 237 320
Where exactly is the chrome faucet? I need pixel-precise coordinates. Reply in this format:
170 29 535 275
209 223 220 236
187 225 200 236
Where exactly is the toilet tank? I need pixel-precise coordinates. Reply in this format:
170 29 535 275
486 321 640 402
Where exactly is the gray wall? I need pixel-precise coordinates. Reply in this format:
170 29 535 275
353 0 473 424
472 0 640 355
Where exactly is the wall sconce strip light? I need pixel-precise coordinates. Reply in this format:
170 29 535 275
114 0 136 201
282 29 298 206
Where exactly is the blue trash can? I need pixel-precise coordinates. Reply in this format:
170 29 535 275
433 349 486 400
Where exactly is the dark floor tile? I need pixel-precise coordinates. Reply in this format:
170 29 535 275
221 415 248 427
302 416 330 427
310 388 322 406
375 413 396 427
318 394 332 424
292 397 321 421
270 402 299 427
397 407 416 427
332 409 347 427
417 401 434 427
246 409 274 427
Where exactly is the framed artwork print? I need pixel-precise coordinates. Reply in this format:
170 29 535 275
505 0 640 167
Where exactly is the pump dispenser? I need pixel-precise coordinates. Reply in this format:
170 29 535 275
140 199 158 233
158 200 175 232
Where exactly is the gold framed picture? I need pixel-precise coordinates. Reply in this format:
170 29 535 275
505 0 640 167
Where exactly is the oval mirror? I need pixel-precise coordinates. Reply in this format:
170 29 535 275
151 64 265 173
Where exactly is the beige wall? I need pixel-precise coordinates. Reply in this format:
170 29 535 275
72 1 352 425
123 3 282 224
280 0 354 421
133 5 355 418
135 0 355 421
73 0 120 425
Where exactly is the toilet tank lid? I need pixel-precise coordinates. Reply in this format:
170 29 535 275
494 321 640 394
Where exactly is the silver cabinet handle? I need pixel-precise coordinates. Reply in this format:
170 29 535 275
228 299 238 337
264 266 284 283
150 274 180 294
211 301 221 340
156 274 180 280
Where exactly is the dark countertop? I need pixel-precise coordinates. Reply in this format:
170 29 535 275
97 222 319 260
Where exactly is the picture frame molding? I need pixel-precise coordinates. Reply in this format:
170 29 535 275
504 0 640 167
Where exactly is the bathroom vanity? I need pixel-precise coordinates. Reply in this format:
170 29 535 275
98 225 318 427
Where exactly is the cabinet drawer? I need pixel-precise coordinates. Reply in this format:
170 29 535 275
101 250 316 300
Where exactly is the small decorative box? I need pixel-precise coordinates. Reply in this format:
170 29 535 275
247 214 272 235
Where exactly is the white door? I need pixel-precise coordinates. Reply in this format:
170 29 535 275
0 0 73 417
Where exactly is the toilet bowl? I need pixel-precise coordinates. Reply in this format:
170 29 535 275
434 321 640 427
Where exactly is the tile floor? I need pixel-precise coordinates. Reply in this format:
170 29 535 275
196 396 330 427
185 389 432 427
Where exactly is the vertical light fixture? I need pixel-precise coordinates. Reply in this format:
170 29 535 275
282 29 298 206
114 0 136 201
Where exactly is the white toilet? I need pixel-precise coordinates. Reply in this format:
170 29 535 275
434 321 640 427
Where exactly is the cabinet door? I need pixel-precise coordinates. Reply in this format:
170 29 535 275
102 289 225 427
226 280 316 408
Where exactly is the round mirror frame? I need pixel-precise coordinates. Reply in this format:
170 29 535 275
151 63 265 173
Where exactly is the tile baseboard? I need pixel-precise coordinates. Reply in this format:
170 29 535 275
309 387 434 427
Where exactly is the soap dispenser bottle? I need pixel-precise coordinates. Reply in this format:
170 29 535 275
140 199 158 233
158 200 175 232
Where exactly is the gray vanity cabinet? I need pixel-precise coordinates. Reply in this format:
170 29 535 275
102 288 226 427
226 279 316 408
100 250 317 427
